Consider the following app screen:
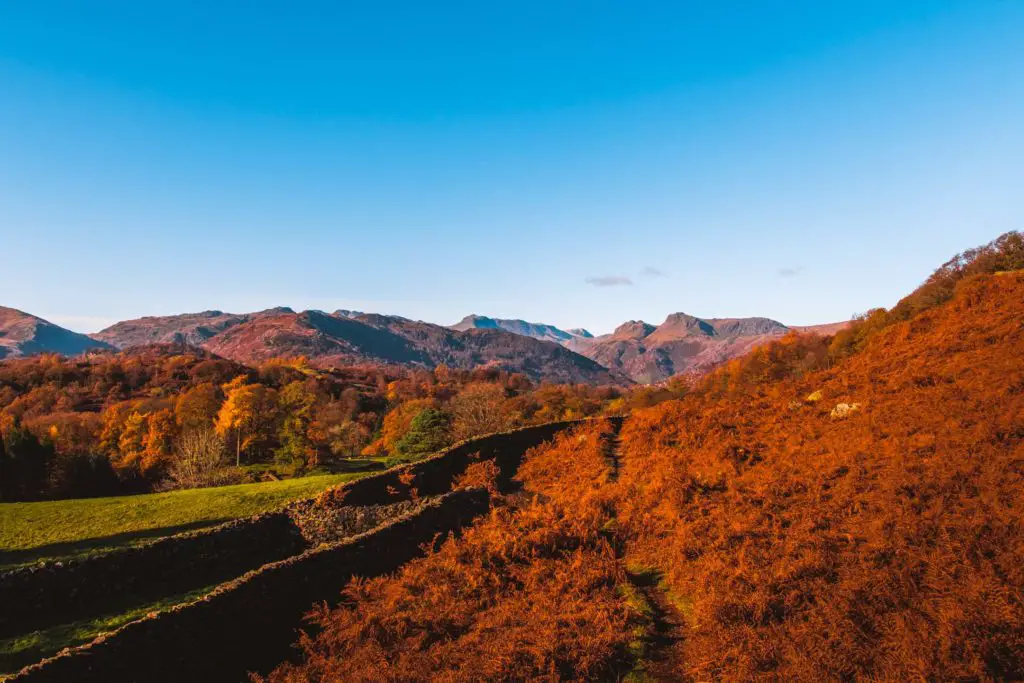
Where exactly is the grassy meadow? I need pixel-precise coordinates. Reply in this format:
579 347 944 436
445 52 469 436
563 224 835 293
0 472 366 569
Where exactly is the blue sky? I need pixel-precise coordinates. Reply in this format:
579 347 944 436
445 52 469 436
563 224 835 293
1 1 1021 334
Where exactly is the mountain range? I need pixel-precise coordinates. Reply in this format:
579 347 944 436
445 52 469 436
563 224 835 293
0 305 847 385
86 307 622 385
564 314 794 383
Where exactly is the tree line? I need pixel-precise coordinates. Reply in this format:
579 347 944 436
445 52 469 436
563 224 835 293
0 347 655 502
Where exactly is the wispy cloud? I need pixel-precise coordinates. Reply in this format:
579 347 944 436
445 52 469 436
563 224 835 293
778 266 804 278
585 275 633 287
640 266 667 278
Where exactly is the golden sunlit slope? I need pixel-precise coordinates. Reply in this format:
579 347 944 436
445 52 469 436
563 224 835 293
618 271 1024 679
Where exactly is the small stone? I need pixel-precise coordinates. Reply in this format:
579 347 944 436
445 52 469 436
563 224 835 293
830 403 862 419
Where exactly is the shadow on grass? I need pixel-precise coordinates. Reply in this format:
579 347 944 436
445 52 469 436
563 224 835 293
0 583 218 677
323 458 389 474
0 519 231 570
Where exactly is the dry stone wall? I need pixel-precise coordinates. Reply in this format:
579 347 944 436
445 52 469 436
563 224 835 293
0 512 304 638
11 489 490 683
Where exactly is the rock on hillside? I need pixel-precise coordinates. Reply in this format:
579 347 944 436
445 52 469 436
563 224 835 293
576 313 791 384
0 306 111 359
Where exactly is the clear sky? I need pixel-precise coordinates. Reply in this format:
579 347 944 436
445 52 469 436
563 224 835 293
1 1 1021 335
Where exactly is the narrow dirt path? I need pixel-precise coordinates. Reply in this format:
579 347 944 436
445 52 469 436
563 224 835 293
600 420 623 481
626 569 688 681
606 418 687 681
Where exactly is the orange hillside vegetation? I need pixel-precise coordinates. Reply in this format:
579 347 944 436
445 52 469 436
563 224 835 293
617 271 1024 680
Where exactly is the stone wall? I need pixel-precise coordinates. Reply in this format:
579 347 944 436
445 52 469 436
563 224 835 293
0 512 304 638
288 498 421 545
0 418 614 644
11 489 490 683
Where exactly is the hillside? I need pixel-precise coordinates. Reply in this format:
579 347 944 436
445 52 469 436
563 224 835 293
202 310 429 368
266 239 1024 681
0 338 631 502
0 307 110 360
570 312 790 383
613 270 1024 679
790 320 851 335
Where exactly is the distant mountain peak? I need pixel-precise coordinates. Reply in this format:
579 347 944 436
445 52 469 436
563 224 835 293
657 313 716 337
0 306 111 360
567 328 593 338
453 314 499 329
450 315 585 345
612 321 656 339
581 313 791 384
332 309 365 319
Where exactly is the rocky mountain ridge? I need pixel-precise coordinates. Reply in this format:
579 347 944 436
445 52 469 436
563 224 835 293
0 304 847 385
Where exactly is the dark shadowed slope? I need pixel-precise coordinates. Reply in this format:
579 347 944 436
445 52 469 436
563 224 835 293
0 307 111 359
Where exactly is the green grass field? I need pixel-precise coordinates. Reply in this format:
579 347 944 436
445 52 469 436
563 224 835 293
0 473 367 569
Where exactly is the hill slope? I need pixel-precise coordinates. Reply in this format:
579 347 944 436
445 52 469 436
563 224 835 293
616 270 1024 679
0 307 111 359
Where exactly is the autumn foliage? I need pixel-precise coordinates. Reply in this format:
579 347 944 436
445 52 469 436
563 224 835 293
0 346 627 500
264 236 1023 680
